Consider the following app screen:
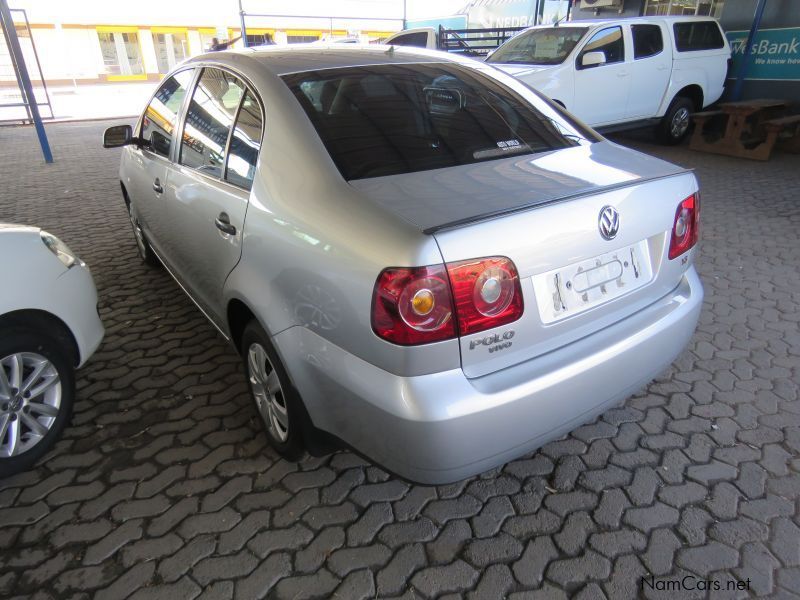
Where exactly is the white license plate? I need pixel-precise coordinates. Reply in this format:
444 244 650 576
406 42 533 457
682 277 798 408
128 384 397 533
532 240 653 324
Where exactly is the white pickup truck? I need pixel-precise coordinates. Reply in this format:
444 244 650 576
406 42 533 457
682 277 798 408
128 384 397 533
486 16 731 144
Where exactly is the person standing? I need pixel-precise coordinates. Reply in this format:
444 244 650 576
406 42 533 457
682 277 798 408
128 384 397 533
209 35 242 51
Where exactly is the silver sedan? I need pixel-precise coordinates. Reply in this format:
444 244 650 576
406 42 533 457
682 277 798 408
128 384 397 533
104 45 702 483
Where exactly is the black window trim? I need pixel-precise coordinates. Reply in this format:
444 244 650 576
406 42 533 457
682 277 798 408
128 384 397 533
631 23 664 60
172 62 266 192
576 25 625 70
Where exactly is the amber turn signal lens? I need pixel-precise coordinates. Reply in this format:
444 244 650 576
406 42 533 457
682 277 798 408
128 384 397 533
411 289 435 316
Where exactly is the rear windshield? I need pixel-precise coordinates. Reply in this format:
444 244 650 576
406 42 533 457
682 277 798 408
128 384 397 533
673 21 724 52
282 63 583 180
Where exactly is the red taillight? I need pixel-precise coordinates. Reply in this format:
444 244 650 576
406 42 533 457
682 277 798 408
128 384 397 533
371 264 456 345
446 256 524 336
668 193 700 260
371 256 524 345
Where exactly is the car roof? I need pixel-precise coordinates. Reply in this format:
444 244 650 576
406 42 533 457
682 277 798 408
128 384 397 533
191 45 466 77
529 15 720 28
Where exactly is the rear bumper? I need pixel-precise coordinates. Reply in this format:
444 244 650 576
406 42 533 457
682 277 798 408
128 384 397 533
276 267 703 484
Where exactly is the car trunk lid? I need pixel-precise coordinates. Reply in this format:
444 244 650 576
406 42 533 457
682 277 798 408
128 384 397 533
352 141 698 377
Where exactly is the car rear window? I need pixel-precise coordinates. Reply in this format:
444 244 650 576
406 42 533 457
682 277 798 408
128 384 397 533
673 21 724 52
282 63 581 180
388 31 429 48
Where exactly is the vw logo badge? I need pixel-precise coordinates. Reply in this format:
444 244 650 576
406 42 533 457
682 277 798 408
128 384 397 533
598 205 620 240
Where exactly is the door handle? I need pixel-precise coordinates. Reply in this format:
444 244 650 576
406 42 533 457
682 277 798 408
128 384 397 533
152 178 163 194
215 212 236 236
617 71 629 77
657 64 668 70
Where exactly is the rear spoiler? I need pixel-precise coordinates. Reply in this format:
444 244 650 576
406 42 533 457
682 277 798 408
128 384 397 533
423 169 694 235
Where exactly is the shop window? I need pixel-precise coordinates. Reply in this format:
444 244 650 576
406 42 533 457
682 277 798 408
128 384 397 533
644 0 724 18
98 31 144 77
246 33 274 46
153 32 189 73
287 35 319 44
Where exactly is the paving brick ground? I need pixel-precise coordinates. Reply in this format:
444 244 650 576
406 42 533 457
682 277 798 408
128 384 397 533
0 120 798 600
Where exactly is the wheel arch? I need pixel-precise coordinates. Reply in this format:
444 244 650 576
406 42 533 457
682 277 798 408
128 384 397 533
120 181 131 208
673 84 704 112
227 298 257 354
0 309 81 366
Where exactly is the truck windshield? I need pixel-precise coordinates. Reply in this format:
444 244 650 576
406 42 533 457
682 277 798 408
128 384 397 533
487 27 587 65
282 63 588 180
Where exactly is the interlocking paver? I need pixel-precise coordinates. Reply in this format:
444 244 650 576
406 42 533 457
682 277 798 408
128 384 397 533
1 122 798 598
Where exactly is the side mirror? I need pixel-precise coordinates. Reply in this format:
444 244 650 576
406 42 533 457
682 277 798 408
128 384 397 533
150 131 171 156
103 124 133 148
581 51 606 68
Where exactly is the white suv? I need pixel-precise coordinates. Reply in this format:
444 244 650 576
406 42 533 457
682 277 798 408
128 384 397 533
488 16 731 143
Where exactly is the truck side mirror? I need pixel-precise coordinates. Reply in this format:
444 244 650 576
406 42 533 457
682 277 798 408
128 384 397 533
581 51 607 68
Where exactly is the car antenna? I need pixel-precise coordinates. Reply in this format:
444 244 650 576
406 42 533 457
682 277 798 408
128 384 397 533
553 14 568 27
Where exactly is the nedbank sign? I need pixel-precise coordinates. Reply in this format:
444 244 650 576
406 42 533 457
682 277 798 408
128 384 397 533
726 27 800 81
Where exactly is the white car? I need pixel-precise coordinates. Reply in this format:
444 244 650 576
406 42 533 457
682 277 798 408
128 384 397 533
487 16 731 144
0 224 104 477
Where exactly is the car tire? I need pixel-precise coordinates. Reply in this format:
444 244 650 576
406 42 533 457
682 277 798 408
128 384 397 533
241 320 307 461
657 96 694 145
127 202 159 266
0 329 75 478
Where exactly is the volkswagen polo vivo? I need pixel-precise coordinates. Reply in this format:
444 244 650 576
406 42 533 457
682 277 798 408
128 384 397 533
104 46 703 483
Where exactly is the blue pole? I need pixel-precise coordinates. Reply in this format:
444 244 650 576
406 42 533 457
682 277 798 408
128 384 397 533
0 0 52 163
731 0 767 102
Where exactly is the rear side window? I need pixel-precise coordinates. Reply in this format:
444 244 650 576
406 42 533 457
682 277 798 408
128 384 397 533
674 21 724 52
180 68 246 178
388 31 429 47
140 69 193 157
579 26 624 66
282 63 580 180
225 91 263 190
632 24 663 59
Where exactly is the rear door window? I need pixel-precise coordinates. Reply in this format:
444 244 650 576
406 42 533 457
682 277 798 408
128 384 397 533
140 69 194 158
674 21 724 52
179 68 246 178
225 91 263 190
632 24 664 59
282 63 583 180
578 26 625 67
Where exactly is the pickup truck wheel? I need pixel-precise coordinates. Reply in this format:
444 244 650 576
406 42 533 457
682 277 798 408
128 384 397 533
241 320 307 461
127 202 159 266
0 330 75 478
657 97 694 145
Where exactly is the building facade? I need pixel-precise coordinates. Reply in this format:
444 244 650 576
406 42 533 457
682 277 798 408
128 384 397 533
2 0 402 86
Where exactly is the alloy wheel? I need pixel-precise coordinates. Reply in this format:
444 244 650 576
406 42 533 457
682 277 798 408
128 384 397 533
0 352 62 458
247 343 289 442
671 107 690 139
